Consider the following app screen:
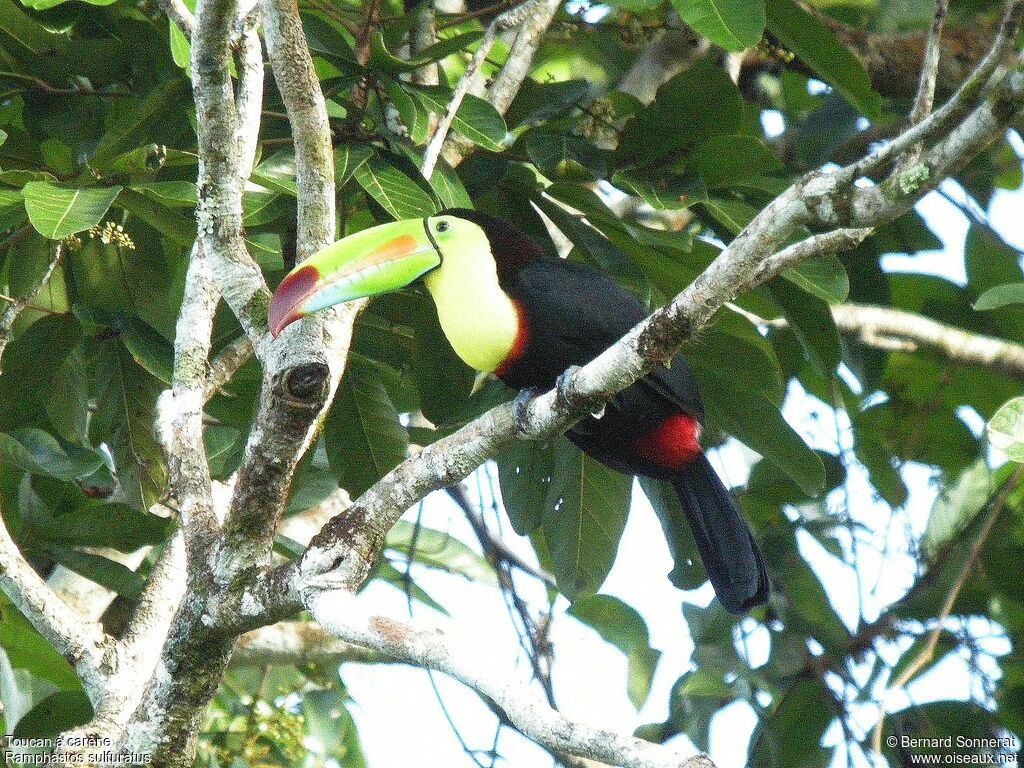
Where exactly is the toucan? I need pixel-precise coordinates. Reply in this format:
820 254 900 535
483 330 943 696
268 209 769 614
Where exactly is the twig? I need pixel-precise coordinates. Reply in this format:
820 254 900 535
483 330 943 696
204 334 255 401
445 484 556 587
0 244 63 365
732 228 873 298
421 0 550 179
897 0 949 171
846 0 1024 183
232 621 384 665
830 304 1024 379
158 0 196 37
871 465 1024 758
157 243 221 564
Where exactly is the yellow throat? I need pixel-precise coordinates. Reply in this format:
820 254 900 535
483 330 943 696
422 236 520 373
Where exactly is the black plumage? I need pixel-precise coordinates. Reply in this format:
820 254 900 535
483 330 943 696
454 210 769 614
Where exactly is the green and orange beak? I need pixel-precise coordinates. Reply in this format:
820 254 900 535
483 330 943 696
268 218 441 338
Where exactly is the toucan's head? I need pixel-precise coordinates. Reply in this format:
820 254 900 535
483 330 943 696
268 209 541 337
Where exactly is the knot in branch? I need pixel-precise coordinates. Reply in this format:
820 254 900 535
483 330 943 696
277 361 330 406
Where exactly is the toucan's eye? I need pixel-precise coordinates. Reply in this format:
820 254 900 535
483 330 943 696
435 220 450 233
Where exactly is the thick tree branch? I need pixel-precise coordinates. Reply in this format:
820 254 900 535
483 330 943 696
217 0 355 578
113 2 270 761
309 593 715 768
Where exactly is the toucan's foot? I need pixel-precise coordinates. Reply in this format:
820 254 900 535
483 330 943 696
513 387 542 433
555 365 582 406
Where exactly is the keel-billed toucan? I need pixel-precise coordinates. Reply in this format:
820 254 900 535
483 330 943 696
268 210 769 614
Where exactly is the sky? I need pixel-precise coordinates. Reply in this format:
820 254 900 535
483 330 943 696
330 144 1024 768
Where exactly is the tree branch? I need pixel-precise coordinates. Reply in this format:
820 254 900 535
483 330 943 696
0 244 63 366
0 513 109 700
830 303 1024 379
0 245 109 700
232 621 384 666
236 14 1024 635
422 0 557 178
309 592 715 768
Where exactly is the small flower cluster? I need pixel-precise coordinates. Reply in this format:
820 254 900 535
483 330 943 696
575 97 617 146
87 221 137 250
757 38 795 64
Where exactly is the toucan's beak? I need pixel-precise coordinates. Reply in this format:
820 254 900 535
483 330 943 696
268 218 440 338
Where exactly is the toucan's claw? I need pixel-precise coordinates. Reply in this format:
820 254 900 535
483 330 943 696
555 365 582 406
513 387 541 434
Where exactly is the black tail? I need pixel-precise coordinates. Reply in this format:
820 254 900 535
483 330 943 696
672 455 769 615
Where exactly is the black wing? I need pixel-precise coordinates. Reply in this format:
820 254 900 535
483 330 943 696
503 259 704 420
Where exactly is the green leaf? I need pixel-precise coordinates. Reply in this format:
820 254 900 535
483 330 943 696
42 546 145 599
22 183 122 240
88 81 189 170
748 678 835 767
0 0 64 53
569 595 661 709
130 181 197 209
386 520 497 584
369 31 482 73
120 319 174 385
90 344 168 511
525 130 607 181
11 689 92 739
113 188 196 247
497 439 555 536
334 144 374 187
426 161 472 209
353 155 437 220
303 690 367 766
688 134 782 188
386 80 431 145
974 282 1024 311
768 279 841 378
325 355 409 498
252 150 299 196
669 0 765 51
44 351 89 445
302 13 357 67
0 429 102 481
20 478 171 553
783 253 849 303
541 439 631 601
413 88 508 152
0 597 80 691
638 476 706 590
616 59 743 169
989 396 1024 462
765 0 881 119
169 13 190 70
701 378 825 496
923 460 992 561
